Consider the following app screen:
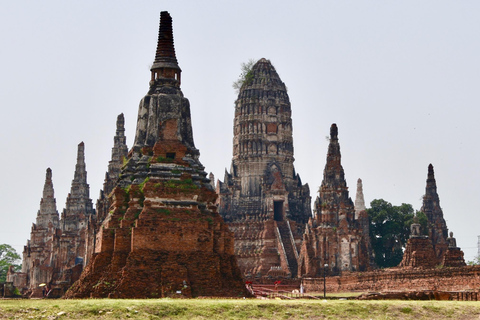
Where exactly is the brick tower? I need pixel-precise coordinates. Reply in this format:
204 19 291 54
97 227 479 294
65 12 247 298
216 58 311 278
298 124 372 276
21 168 60 296
420 164 449 263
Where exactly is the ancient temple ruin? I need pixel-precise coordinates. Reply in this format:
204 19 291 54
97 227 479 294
420 164 449 263
399 219 438 268
21 168 60 297
442 232 466 268
85 113 129 264
216 58 311 278
20 143 95 297
298 124 372 277
65 11 247 298
54 142 95 270
400 164 466 269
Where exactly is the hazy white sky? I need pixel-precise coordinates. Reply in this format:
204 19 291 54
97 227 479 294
1 1 479 261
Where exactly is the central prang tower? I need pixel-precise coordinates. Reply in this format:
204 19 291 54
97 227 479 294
217 58 311 278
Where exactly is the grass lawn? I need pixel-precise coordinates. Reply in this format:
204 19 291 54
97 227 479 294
1 298 480 319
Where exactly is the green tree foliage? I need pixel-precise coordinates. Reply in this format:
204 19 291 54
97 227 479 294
232 59 256 93
467 256 480 266
0 244 21 283
367 199 427 268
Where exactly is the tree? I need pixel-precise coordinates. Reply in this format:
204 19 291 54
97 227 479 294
0 244 21 283
467 256 480 266
232 59 256 93
367 199 427 268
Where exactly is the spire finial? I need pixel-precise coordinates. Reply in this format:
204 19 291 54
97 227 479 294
428 163 434 178
330 123 338 140
355 178 366 217
150 11 181 86
116 113 125 137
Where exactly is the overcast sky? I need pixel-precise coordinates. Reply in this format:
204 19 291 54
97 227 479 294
1 1 479 262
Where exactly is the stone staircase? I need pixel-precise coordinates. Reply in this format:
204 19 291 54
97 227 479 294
276 220 298 277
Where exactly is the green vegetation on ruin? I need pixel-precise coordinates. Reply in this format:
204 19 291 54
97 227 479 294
232 59 256 93
164 178 199 190
156 156 174 163
1 298 480 319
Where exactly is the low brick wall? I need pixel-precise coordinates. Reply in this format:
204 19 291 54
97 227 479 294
303 266 480 294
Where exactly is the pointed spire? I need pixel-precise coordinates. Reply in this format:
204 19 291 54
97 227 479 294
116 113 126 138
62 142 94 231
106 114 129 195
74 142 87 184
67 142 91 205
324 123 343 181
422 163 441 221
354 178 366 218
39 168 57 215
317 124 353 224
420 163 449 262
150 11 181 86
110 114 128 169
330 123 338 140
36 168 59 229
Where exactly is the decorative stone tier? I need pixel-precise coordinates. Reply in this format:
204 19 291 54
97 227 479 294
217 58 311 278
442 248 466 268
399 236 438 269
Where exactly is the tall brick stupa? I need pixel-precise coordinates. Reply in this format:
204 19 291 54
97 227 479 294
66 11 247 298
216 58 311 278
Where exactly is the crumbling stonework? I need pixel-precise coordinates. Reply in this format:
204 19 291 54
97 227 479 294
55 142 94 267
298 124 372 277
85 114 129 264
216 58 311 278
303 265 480 295
399 221 437 269
354 178 366 219
420 164 449 263
65 11 247 298
400 164 465 269
21 168 60 296
20 144 95 297
441 232 466 268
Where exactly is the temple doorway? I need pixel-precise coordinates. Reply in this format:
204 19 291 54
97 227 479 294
274 201 284 221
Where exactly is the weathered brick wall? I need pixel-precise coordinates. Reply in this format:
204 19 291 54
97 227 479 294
303 266 480 293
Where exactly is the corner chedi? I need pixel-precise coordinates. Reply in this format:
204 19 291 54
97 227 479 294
21 168 60 297
216 58 312 278
420 164 449 263
400 164 466 269
442 231 466 267
399 217 437 268
65 11 247 298
49 142 95 294
85 113 129 264
298 124 372 277
18 143 95 297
